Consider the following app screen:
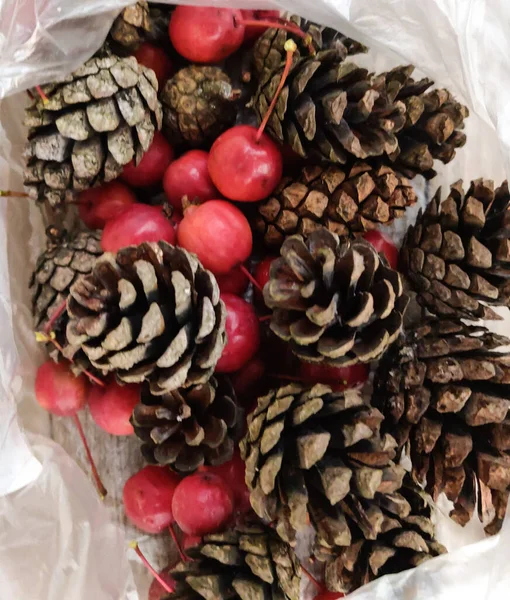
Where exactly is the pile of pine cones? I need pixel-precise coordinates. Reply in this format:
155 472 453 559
23 2 510 598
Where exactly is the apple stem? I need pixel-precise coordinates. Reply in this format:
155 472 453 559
258 314 272 323
129 541 175 594
35 85 49 104
35 332 106 388
44 298 68 334
0 190 29 198
235 16 315 54
301 564 324 591
169 523 189 563
72 413 107 499
255 39 297 143
239 264 263 293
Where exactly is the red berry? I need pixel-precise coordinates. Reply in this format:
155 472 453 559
163 150 218 211
169 7 244 63
241 10 280 44
314 592 344 600
148 568 176 600
134 42 173 89
35 360 88 417
172 472 234 535
177 200 252 275
299 362 369 391
182 534 202 551
209 126 282 202
88 380 140 436
123 466 181 534
206 449 251 516
254 256 277 292
362 230 398 270
215 264 249 296
122 132 174 188
230 356 266 403
78 181 136 230
216 294 260 373
101 204 176 252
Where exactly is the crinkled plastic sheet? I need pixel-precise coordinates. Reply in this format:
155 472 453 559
0 1 510 599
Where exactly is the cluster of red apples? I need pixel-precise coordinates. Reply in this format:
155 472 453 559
33 6 400 600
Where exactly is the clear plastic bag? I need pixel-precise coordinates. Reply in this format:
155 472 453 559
0 1 509 598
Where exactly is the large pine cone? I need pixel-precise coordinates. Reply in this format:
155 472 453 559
23 52 162 213
252 14 367 86
390 81 469 179
65 242 227 394
374 319 510 534
161 66 238 147
254 162 417 249
166 524 300 600
264 228 408 366
401 179 510 321
132 376 239 473
316 477 446 593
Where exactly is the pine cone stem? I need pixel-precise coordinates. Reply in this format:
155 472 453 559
130 541 175 593
72 413 107 499
256 40 297 143
44 297 68 334
169 522 189 563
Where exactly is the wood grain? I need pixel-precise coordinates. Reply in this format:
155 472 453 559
51 410 181 599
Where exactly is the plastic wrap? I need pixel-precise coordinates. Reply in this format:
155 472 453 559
0 1 510 599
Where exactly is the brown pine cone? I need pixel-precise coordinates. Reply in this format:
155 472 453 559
65 242 227 394
254 162 417 249
166 523 300 600
316 477 446 593
374 319 510 534
132 376 239 473
23 51 162 214
252 14 367 86
240 383 445 592
264 228 409 366
401 179 510 320
161 66 239 147
109 2 151 53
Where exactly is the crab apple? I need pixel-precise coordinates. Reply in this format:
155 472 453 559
177 200 252 275
101 204 176 252
123 466 181 534
134 42 173 89
122 132 174 188
230 356 266 403
88 380 140 436
163 150 218 211
362 230 398 270
254 256 277 292
208 126 282 202
183 534 202 551
241 9 280 44
215 264 249 296
206 449 251 516
216 294 260 373
78 181 136 230
35 360 88 417
169 7 245 63
299 362 369 391
172 472 234 536
314 592 344 600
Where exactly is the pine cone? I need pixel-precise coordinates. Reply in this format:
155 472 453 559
23 52 162 213
264 228 408 366
65 241 227 394
167 524 300 600
161 66 239 147
374 319 510 534
31 227 102 334
251 52 410 164
315 477 446 593
254 162 417 249
132 376 239 473
109 2 151 53
252 14 367 86
390 81 469 179
401 179 510 321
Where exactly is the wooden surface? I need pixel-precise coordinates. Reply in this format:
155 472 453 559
51 410 180 599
